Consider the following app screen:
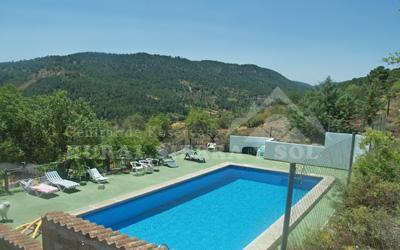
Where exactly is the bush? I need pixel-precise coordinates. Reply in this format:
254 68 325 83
345 177 400 210
302 130 400 249
218 112 234 129
36 162 61 176
246 113 266 128
304 206 400 249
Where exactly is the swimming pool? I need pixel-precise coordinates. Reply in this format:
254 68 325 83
80 164 329 249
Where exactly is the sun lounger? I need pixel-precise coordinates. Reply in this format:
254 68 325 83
157 149 178 168
184 150 206 163
87 168 109 183
19 179 58 197
45 171 80 191
163 157 178 168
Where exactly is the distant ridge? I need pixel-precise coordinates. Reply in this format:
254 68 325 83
0 52 311 120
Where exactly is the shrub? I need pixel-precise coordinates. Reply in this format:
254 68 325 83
36 162 61 176
302 130 400 249
246 113 266 128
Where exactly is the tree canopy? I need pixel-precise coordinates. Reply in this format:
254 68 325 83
0 86 160 179
186 109 219 143
289 67 400 142
0 86 105 163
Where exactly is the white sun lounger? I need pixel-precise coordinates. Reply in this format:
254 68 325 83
19 179 58 197
87 168 109 183
45 171 80 191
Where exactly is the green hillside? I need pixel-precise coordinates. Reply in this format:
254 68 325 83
0 52 310 120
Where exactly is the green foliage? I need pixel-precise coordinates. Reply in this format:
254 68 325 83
137 129 160 157
288 108 325 143
287 90 302 104
356 130 400 182
354 66 389 127
105 129 160 160
289 77 355 142
384 51 400 65
217 111 234 129
147 113 171 140
36 162 60 176
186 109 219 142
246 104 288 128
0 138 24 163
369 66 390 86
391 80 400 93
0 86 105 163
65 145 104 179
290 67 400 141
0 86 160 178
303 130 400 249
246 113 266 128
0 52 311 120
120 113 146 131
0 169 5 192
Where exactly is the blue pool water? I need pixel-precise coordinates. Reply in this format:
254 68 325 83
82 165 321 249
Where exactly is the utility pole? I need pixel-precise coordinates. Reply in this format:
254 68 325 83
281 163 296 250
347 132 356 184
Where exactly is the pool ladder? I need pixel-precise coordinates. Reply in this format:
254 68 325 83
295 165 304 185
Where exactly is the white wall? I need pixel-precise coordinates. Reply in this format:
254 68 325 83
324 132 351 147
264 141 325 165
264 132 365 170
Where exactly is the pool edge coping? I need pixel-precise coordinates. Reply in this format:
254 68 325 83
70 162 334 249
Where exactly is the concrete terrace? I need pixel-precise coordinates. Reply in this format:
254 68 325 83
0 151 347 246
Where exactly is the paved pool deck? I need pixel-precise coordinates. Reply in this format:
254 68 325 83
0 151 347 247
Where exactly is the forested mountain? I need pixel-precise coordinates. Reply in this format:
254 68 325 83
0 52 310 120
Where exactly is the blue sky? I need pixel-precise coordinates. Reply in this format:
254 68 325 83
1 0 399 84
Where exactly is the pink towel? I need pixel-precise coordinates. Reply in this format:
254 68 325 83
31 183 58 194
